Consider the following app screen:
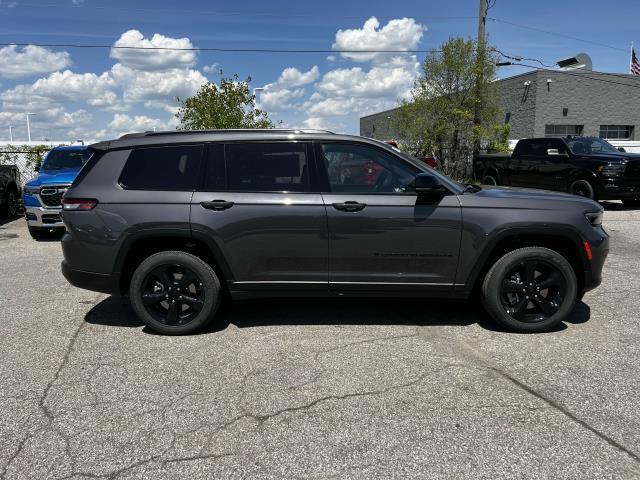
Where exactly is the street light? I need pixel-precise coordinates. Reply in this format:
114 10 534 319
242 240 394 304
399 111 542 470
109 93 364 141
25 113 37 142
8 125 13 143
253 87 265 98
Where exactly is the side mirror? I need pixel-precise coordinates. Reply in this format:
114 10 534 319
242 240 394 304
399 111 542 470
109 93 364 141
34 164 40 172
617 147 626 152
415 173 447 197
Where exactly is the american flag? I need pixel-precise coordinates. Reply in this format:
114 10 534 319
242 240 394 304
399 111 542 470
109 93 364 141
632 47 640 76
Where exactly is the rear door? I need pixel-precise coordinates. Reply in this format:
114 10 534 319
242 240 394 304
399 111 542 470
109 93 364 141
318 142 462 293
510 139 547 188
190 142 328 293
537 138 571 190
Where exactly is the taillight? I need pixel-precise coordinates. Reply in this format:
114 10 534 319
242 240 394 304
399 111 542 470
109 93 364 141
62 198 98 211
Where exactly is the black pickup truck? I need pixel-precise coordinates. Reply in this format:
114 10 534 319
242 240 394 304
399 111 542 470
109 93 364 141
0 164 21 218
474 136 640 207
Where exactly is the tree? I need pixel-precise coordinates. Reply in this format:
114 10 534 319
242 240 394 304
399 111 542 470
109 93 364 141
392 37 509 179
176 73 276 130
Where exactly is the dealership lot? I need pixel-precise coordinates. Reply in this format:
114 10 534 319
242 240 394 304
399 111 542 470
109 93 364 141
1 204 639 479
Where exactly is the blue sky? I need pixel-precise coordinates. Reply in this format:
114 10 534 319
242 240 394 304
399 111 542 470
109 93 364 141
0 0 638 141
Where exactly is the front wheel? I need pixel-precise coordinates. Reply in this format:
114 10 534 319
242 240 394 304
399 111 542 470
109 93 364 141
481 247 577 333
129 251 222 335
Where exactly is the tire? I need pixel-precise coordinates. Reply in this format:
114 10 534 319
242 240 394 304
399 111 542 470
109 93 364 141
568 179 595 199
622 199 640 209
1 188 18 218
481 173 498 186
481 247 577 333
129 251 222 335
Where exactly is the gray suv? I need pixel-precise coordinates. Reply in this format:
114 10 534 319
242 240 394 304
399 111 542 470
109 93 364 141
60 129 609 334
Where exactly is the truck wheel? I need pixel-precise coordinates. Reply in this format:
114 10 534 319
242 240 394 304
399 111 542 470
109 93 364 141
481 173 498 185
622 199 640 209
1 188 18 217
569 179 595 199
481 247 577 333
129 251 222 335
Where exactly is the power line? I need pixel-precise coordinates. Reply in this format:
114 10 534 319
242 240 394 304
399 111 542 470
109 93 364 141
0 42 442 54
488 17 628 53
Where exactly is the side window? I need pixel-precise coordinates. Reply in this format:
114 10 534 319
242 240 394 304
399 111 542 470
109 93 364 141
320 143 418 194
120 145 203 190
225 142 309 192
202 143 226 190
545 139 568 157
517 140 545 156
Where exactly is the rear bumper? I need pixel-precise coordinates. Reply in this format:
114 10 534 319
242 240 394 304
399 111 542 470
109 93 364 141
61 260 119 295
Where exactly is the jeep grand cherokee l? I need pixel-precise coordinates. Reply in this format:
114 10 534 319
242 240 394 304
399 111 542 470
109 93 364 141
60 129 609 335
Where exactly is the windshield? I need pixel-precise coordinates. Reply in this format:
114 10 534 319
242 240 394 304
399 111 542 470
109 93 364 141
566 137 619 155
42 149 91 170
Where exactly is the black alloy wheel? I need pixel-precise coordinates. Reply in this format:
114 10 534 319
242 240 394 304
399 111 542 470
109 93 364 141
7 190 18 217
141 264 205 326
569 179 595 199
481 246 577 332
500 259 566 323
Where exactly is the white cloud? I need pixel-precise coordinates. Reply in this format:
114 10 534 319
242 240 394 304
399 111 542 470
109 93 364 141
110 63 207 104
276 66 319 87
259 87 304 112
0 45 71 79
202 63 220 73
110 30 197 71
332 16 424 63
108 113 170 134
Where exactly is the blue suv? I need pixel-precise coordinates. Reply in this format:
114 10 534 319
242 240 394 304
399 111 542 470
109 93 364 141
23 145 91 239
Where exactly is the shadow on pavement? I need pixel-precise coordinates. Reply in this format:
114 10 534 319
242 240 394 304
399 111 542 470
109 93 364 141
601 201 639 211
84 295 591 335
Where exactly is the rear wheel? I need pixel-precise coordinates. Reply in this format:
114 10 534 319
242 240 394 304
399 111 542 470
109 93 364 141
481 247 577 333
569 179 595 199
129 251 222 335
481 172 498 185
1 188 18 217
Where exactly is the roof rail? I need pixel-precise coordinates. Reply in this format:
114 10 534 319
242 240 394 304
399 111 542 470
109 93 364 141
118 128 334 139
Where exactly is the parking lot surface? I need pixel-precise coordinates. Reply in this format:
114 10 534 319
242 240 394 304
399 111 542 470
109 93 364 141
1 203 639 479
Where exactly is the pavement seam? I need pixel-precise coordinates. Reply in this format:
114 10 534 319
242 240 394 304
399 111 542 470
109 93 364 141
444 336 640 465
0 293 103 480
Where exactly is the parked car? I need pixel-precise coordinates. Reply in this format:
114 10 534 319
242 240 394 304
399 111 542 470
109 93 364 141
60 129 608 335
23 145 91 238
474 136 640 207
0 164 22 218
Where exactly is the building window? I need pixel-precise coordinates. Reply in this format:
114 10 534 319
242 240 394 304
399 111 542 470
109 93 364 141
599 125 634 140
544 125 583 137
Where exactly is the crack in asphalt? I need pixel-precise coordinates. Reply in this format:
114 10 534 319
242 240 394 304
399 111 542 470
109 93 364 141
0 293 102 480
438 336 640 465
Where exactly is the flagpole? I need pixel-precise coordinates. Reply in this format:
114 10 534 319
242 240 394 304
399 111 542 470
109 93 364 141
631 42 634 75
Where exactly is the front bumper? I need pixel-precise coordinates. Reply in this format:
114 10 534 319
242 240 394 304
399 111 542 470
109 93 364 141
582 226 609 293
596 177 640 200
24 206 65 228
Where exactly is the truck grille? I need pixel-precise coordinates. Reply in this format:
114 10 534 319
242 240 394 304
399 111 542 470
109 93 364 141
39 186 68 208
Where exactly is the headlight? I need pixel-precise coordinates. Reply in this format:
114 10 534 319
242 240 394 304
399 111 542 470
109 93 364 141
585 211 603 226
23 185 40 195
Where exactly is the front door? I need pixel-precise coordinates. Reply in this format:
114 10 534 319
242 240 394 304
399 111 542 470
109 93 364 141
317 142 462 293
190 141 328 293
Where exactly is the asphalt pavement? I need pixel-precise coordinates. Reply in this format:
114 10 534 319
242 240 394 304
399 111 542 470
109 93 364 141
1 203 639 479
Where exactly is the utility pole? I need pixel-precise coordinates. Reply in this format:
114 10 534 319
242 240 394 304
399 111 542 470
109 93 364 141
26 113 36 142
473 0 489 157
9 125 13 143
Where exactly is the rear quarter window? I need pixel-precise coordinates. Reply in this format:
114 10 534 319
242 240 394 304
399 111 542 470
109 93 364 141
119 145 203 190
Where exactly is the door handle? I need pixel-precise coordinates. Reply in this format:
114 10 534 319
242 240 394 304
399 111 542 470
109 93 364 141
200 200 234 211
332 201 366 212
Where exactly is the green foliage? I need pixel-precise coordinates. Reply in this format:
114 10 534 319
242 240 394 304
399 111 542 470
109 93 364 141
392 37 506 179
0 144 50 170
176 73 277 130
